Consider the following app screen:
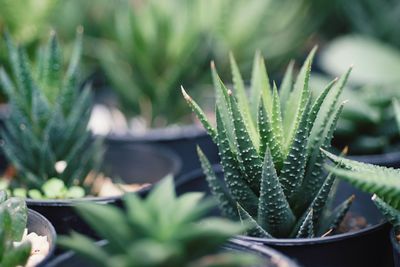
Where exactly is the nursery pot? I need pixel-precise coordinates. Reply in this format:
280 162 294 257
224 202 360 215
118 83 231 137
28 209 57 267
26 196 122 237
176 166 393 267
102 143 182 184
19 143 180 237
105 125 219 177
26 142 178 237
44 239 299 267
391 229 400 267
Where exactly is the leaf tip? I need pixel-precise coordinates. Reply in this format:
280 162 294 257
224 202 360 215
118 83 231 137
181 86 191 101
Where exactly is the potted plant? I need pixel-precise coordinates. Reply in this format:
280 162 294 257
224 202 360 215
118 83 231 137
45 176 299 267
0 30 176 235
182 50 391 267
50 0 316 176
316 35 400 167
324 150 400 266
0 190 56 267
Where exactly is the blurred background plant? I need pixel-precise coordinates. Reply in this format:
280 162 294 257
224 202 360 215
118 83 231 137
0 0 58 101
48 0 317 132
312 0 400 47
312 35 400 155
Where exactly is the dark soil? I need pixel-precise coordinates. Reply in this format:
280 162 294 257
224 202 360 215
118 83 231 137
335 212 369 234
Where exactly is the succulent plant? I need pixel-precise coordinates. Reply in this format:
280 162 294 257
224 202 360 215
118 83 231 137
0 0 58 72
58 176 262 267
53 0 315 129
0 29 103 196
0 190 31 267
203 0 315 77
316 36 400 155
88 0 211 128
183 50 354 238
324 151 400 232
315 0 400 47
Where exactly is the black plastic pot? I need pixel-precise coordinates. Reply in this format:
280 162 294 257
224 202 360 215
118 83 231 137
44 239 300 267
225 238 300 267
11 143 179 237
26 145 177 237
102 143 182 184
105 125 219 178
28 209 57 267
348 151 400 168
175 166 393 267
26 195 123 237
391 229 400 267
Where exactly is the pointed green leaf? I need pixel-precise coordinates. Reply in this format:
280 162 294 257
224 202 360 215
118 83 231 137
296 209 314 238
229 92 262 193
181 87 216 141
279 60 294 112
230 53 258 147
258 102 283 167
318 195 354 235
197 146 238 220
300 102 345 210
215 110 258 217
258 147 295 237
238 204 272 238
279 98 311 204
283 48 316 152
372 195 400 231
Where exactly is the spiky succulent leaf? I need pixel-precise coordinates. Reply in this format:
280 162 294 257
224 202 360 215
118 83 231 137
229 53 257 141
372 195 400 231
238 204 272 238
318 195 355 236
181 87 217 141
279 98 311 203
257 147 295 237
197 146 238 220
258 102 283 167
279 61 294 112
295 209 314 238
229 92 262 193
282 48 315 154
324 155 400 210
215 110 258 217
59 177 260 266
298 102 346 212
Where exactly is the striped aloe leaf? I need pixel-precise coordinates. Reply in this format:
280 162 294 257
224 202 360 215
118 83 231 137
183 50 352 238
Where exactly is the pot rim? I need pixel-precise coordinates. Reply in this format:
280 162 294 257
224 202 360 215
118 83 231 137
103 143 182 178
28 209 57 266
177 165 388 246
103 124 207 142
390 228 400 252
225 238 299 267
237 221 387 246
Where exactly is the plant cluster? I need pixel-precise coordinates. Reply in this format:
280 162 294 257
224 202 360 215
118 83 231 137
86 0 212 128
0 190 31 267
0 29 103 197
314 0 400 47
50 0 315 129
324 151 400 233
183 50 354 238
0 0 57 75
58 176 263 267
316 35 400 155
